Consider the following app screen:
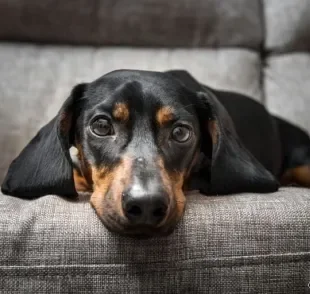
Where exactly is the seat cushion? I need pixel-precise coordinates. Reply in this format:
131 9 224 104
0 188 309 293
0 43 262 183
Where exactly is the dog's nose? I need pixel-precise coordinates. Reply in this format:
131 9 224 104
122 190 168 226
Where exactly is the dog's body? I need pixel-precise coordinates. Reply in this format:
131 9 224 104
2 70 310 237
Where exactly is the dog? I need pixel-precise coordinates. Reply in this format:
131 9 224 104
2 70 310 237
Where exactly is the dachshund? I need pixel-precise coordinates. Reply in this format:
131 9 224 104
2 70 310 237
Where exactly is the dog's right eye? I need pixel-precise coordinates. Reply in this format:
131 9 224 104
90 118 114 137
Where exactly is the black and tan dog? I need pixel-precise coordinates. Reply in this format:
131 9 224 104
2 70 310 237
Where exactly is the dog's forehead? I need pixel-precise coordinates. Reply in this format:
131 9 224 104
85 70 194 113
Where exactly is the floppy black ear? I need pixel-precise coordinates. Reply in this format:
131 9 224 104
1 83 87 198
166 70 279 194
191 90 279 194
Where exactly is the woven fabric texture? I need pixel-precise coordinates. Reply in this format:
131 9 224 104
1 188 309 293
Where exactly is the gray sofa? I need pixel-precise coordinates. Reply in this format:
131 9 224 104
0 0 310 293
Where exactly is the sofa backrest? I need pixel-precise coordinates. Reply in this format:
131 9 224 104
0 0 263 49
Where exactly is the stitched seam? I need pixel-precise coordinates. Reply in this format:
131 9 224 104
1 251 310 267
0 259 309 277
1 252 310 277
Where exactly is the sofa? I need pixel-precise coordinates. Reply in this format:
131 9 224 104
0 0 309 293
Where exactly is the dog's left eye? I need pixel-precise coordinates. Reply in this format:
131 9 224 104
171 125 191 143
90 118 114 136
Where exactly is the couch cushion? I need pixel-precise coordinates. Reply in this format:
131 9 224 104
264 0 310 52
0 188 309 293
0 0 263 49
0 43 262 183
264 53 310 131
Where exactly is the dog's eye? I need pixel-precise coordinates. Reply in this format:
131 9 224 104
91 118 114 136
171 126 191 143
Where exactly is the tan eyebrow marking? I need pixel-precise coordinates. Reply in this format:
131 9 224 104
156 106 175 126
113 103 129 121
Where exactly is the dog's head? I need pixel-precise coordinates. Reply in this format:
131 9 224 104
1 70 278 237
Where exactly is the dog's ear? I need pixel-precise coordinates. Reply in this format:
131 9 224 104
165 70 278 194
190 90 279 194
1 83 87 198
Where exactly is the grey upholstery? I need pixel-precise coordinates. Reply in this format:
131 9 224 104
0 0 262 48
265 54 310 131
1 188 309 293
264 0 310 52
0 0 310 293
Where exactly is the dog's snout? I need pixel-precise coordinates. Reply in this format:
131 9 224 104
122 188 168 226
